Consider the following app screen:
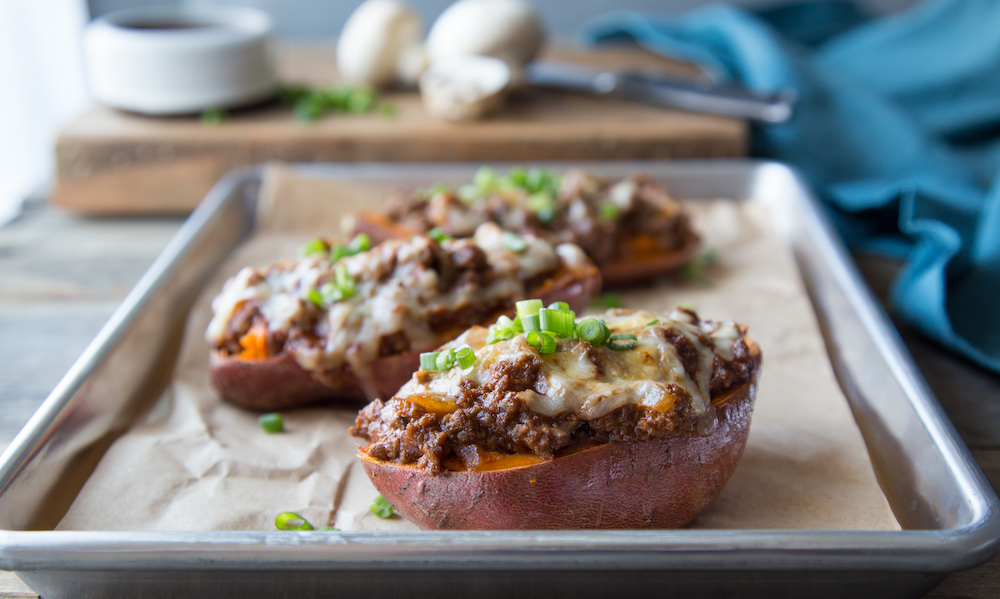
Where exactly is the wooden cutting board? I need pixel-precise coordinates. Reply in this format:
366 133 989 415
53 45 746 214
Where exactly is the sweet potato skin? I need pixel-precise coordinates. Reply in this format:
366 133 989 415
209 351 420 411
209 255 601 410
359 373 759 530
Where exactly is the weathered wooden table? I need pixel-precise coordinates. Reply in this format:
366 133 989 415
0 198 997 597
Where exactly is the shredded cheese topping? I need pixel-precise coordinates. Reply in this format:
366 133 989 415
206 223 573 395
395 309 746 420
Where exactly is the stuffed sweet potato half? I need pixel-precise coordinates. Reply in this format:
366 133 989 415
347 167 701 286
352 304 762 529
205 224 600 410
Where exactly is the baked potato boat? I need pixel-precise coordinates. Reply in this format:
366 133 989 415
205 224 601 410
347 167 701 286
352 303 762 529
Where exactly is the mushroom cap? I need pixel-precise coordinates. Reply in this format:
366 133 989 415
419 54 512 121
426 0 544 67
336 0 423 87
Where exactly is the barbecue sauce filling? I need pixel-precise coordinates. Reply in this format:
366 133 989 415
352 308 761 474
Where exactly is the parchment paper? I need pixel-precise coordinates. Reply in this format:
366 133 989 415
57 165 900 532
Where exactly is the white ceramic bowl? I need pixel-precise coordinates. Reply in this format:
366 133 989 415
83 5 279 115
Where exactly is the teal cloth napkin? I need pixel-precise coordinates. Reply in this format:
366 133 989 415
581 0 1000 374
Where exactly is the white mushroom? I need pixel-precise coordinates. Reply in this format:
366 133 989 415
425 0 545 69
419 55 512 121
336 0 426 87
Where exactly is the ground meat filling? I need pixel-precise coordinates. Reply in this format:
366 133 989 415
209 230 558 363
353 313 760 474
381 170 696 269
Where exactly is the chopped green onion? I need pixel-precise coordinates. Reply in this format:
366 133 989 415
335 264 355 299
427 183 449 197
600 202 620 221
646 319 660 326
316 282 337 303
500 231 527 252
457 184 479 202
527 331 557 354
520 314 541 332
507 166 528 187
474 166 497 192
378 101 397 118
279 85 310 105
258 412 284 433
347 87 375 113
455 346 476 368
527 191 556 224
486 324 514 345
370 495 393 519
496 315 517 330
201 107 227 125
576 319 611 345
294 94 327 121
591 293 623 309
547 301 570 312
608 333 638 351
275 512 313 531
681 249 719 285
420 351 440 371
525 167 546 192
328 245 348 263
487 315 517 344
300 238 327 257
536 204 555 224
537 205 555 224
348 233 371 253
325 85 353 110
539 308 575 337
435 348 456 370
306 289 324 306
427 227 452 243
513 315 524 332
678 301 696 311
284 84 381 121
516 299 543 319
319 526 340 531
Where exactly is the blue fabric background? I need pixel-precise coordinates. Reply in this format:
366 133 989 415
581 0 1000 374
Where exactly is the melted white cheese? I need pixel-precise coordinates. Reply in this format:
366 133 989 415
205 223 563 394
396 309 746 421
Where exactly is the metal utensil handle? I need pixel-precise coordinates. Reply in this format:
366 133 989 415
524 61 795 124
617 72 795 124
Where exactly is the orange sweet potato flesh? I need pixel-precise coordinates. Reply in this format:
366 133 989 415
209 254 601 411
600 235 702 287
351 211 701 287
359 345 761 530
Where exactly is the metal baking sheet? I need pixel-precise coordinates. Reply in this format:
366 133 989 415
0 161 997 599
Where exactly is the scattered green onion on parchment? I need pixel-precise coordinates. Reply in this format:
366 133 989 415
258 412 284 433
370 495 394 519
680 249 719 286
274 513 339 531
275 512 313 530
